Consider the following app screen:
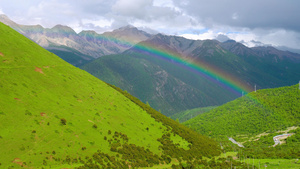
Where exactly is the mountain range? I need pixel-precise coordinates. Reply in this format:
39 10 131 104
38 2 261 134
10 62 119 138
0 14 151 66
1 14 300 116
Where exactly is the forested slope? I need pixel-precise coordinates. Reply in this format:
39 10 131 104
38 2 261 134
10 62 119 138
185 84 300 137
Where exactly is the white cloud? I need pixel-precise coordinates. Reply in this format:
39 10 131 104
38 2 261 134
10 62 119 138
180 30 216 40
253 29 300 49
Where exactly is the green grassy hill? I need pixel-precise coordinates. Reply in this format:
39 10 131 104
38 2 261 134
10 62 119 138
184 84 300 137
184 84 300 159
0 22 222 168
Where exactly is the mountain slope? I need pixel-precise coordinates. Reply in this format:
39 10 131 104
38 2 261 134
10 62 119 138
184 84 300 137
0 22 220 168
219 40 300 88
81 53 219 116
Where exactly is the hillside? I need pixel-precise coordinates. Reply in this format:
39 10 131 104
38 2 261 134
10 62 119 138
184 84 300 137
183 84 300 159
0 22 220 168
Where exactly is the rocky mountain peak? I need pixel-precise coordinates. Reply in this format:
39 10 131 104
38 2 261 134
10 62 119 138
102 25 151 44
0 14 19 29
78 30 98 37
0 14 10 21
220 40 256 56
50 24 77 34
115 25 136 31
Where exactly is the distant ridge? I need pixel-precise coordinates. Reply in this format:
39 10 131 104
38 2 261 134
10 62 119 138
0 14 153 59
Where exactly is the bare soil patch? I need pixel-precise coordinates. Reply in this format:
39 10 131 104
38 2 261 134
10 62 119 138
34 67 44 74
40 112 46 116
277 126 298 133
12 158 24 167
0 52 4 57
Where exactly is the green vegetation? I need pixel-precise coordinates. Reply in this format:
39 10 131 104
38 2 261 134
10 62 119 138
171 106 217 123
80 47 235 116
0 22 223 168
184 84 300 162
240 127 300 159
48 47 94 67
184 84 300 137
220 152 300 169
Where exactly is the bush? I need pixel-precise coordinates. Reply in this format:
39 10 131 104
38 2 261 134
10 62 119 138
60 118 67 125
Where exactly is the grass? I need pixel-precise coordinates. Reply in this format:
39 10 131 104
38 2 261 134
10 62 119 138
250 158 300 169
219 152 300 169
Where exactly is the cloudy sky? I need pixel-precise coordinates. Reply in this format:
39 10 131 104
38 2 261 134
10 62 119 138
1 0 300 50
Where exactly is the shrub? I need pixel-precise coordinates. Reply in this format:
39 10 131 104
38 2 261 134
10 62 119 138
60 118 67 125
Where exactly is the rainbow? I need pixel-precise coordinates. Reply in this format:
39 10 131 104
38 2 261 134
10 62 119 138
48 28 254 96
127 39 253 96
82 32 254 96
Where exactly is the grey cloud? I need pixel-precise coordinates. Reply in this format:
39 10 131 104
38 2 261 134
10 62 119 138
112 0 153 19
173 0 300 32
